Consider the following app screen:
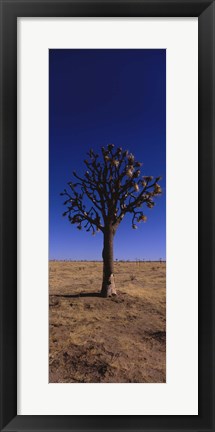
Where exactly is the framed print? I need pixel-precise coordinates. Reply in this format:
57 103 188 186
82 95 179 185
18 18 197 416
0 0 214 431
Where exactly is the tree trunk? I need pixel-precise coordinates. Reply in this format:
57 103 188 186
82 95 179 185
100 226 117 297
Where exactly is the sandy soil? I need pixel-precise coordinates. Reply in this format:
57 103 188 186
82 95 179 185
49 261 166 383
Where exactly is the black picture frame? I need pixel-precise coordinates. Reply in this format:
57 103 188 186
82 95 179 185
0 0 214 431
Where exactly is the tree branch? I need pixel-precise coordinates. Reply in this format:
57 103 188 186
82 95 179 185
61 144 162 236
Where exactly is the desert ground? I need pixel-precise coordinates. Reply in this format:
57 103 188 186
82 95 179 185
49 261 166 383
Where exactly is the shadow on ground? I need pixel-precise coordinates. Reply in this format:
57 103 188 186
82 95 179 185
53 292 101 298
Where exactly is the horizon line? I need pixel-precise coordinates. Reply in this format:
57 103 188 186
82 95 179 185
49 259 166 262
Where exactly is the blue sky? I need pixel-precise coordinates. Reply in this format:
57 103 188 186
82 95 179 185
49 49 166 261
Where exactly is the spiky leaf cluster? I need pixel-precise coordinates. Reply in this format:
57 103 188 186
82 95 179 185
61 144 162 235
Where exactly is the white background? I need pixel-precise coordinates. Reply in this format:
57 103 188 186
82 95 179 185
17 18 198 415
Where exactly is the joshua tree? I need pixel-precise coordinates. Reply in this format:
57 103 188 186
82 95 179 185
61 144 162 297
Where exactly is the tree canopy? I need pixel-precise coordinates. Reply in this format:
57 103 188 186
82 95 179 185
61 144 162 234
